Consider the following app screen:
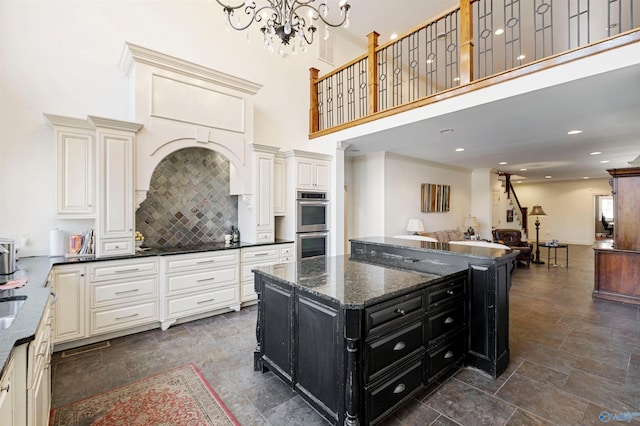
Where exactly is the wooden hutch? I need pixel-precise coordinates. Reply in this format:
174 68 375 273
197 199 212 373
593 167 640 305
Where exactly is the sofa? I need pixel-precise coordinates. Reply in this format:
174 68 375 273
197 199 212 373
418 229 465 243
492 228 534 267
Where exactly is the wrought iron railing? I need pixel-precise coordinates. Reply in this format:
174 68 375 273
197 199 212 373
310 0 639 135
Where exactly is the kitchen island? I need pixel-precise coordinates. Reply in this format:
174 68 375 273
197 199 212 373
253 238 517 425
253 255 468 425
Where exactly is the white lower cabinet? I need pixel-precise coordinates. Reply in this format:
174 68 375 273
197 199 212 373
0 353 16 425
240 243 294 303
88 258 160 336
28 294 54 426
51 264 87 344
163 251 240 325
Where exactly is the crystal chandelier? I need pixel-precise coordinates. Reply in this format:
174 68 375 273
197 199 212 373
215 0 351 57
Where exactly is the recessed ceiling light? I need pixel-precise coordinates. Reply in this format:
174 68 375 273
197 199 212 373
426 59 433 64
495 28 504 35
499 161 507 165
590 151 602 155
390 33 398 40
516 181 522 184
455 148 464 152
583 177 590 179
516 54 526 60
436 32 447 40
600 160 610 164
453 77 460 82
520 168 527 171
545 176 552 179
440 129 454 134
567 129 583 135
606 23 618 30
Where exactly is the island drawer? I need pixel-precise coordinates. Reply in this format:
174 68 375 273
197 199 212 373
426 279 465 310
366 292 424 335
427 331 465 381
365 357 424 424
365 320 424 382
427 304 465 345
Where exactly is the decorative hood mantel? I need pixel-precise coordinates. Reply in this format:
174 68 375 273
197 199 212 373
119 42 263 205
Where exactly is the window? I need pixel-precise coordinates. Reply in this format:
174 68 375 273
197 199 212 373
600 196 613 221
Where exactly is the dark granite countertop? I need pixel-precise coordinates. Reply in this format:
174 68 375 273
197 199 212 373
351 236 515 259
253 255 467 309
0 239 293 378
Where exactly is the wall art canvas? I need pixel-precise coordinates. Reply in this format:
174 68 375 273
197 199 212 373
421 183 450 213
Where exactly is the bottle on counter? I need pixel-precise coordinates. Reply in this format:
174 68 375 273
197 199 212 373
232 226 240 243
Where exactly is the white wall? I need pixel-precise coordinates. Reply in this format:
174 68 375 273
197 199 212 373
514 178 611 245
347 152 472 242
0 0 364 256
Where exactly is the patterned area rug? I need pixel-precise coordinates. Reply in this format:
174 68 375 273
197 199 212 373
50 364 239 426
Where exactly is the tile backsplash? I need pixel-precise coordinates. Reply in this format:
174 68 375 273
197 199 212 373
135 148 237 248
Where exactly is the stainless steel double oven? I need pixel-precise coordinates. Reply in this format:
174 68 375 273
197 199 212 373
296 191 329 260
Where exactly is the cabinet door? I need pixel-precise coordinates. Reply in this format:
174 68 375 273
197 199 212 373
56 130 95 218
261 279 294 380
314 160 331 190
273 157 285 216
96 129 134 255
51 265 86 343
296 294 340 415
296 158 314 189
255 153 274 232
0 356 15 426
28 364 50 426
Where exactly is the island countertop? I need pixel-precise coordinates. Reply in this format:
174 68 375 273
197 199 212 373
253 255 467 308
351 236 515 259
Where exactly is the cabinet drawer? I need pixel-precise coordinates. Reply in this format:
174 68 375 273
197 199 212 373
99 238 133 256
91 277 158 307
91 301 158 335
428 304 465 344
365 358 424 424
366 320 424 382
427 280 465 310
166 267 238 296
278 245 293 257
366 293 424 335
279 256 295 264
89 258 159 282
257 232 273 242
164 251 239 272
241 247 278 262
427 332 465 381
242 260 278 281
166 286 238 318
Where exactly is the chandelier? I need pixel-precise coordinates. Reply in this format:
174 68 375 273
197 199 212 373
215 0 352 57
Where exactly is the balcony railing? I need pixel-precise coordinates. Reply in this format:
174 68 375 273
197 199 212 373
310 0 640 137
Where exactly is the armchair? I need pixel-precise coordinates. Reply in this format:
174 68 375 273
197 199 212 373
492 229 534 267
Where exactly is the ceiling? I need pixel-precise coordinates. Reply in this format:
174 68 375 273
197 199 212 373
334 0 640 183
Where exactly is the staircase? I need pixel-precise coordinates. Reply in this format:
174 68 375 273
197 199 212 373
497 173 528 239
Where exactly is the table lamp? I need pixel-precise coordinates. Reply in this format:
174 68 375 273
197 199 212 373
529 205 547 264
406 219 425 235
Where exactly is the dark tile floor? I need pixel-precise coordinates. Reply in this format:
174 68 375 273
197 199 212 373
51 244 640 425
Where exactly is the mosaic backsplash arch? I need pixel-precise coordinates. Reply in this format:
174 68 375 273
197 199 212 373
135 147 238 248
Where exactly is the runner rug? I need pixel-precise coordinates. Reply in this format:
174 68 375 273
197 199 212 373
49 364 239 426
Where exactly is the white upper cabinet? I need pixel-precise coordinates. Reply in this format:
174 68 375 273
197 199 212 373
45 114 95 218
288 150 332 192
274 155 285 216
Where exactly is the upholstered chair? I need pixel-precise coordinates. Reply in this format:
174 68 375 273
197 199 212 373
492 229 534 267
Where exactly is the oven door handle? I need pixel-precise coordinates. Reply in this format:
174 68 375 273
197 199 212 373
298 231 329 238
297 200 329 206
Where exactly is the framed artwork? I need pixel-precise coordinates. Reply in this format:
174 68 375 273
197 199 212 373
506 209 514 222
421 183 450 212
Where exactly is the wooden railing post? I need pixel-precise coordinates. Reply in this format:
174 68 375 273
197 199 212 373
459 0 474 84
367 32 379 115
309 67 319 134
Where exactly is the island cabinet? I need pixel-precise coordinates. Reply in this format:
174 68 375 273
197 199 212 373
350 237 516 379
253 256 468 425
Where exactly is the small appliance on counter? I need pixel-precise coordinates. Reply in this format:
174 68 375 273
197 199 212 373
0 238 17 275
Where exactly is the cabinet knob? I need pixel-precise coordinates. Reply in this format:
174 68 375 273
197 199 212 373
393 341 406 351
392 383 406 394
446 289 455 295
1 384 9 393
444 316 454 324
395 308 406 316
444 350 454 359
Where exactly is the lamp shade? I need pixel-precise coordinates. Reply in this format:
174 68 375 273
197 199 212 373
529 205 547 216
464 215 479 228
406 219 425 234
